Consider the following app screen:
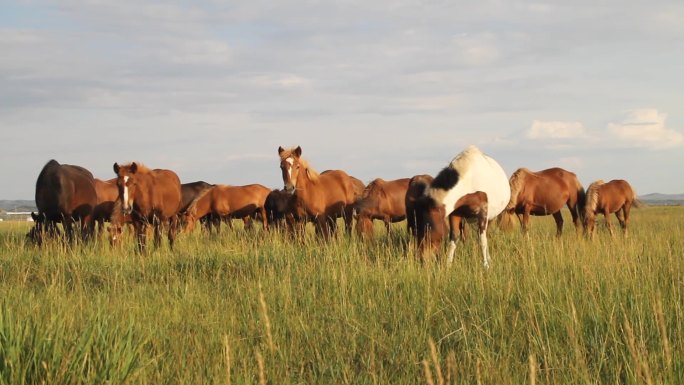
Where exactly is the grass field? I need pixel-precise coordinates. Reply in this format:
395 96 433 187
1 206 682 384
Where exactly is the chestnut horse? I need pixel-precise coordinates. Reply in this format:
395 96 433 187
405 174 489 249
183 184 271 233
28 159 97 245
113 162 182 251
584 179 641 237
412 146 510 267
278 146 360 238
506 167 586 236
355 178 410 238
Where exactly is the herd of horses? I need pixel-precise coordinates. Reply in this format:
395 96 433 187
26 145 642 266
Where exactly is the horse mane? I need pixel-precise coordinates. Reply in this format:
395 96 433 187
506 168 533 210
184 185 214 216
585 180 605 215
119 162 152 174
278 147 320 183
355 178 386 212
428 146 482 203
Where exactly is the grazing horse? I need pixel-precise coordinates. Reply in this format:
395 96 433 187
584 179 641 238
355 178 410 238
183 184 271 233
278 146 360 238
406 175 489 244
506 167 586 236
412 146 510 267
264 189 297 230
113 162 182 251
93 178 119 236
28 160 97 245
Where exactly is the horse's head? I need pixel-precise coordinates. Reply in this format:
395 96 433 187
113 162 139 215
278 146 303 194
412 195 448 261
26 212 44 245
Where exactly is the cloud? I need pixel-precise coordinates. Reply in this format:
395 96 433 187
608 109 683 149
527 120 587 139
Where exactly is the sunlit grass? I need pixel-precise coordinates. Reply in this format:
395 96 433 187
0 207 682 384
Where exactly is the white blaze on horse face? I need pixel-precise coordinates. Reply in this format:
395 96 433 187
123 176 131 210
286 157 295 186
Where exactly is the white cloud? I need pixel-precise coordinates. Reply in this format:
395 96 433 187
608 109 683 149
527 120 587 139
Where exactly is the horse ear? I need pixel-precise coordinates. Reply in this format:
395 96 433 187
294 146 302 157
113 163 120 174
130 162 138 174
278 146 285 155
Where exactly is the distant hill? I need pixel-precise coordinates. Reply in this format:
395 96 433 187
0 200 36 212
639 193 684 206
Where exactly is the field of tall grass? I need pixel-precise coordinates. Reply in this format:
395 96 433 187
0 206 682 384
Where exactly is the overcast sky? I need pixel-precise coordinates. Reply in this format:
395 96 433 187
2 0 683 199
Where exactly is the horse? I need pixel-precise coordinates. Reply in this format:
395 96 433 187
411 146 510 267
28 159 97 245
584 179 641 238
506 167 586 236
264 189 297 231
355 178 410 238
178 181 214 231
113 162 182 251
406 175 488 245
278 146 360 238
93 178 119 236
183 184 271 233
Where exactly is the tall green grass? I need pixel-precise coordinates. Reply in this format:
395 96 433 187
0 207 682 384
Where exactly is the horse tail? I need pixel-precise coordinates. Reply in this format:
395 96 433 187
506 168 530 211
630 185 645 208
585 180 604 217
575 179 587 221
495 210 516 231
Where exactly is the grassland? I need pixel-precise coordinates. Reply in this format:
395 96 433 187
0 206 682 384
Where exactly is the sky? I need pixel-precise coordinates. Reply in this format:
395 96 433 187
2 0 683 199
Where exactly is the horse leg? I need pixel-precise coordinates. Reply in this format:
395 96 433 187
259 207 269 231
168 216 178 249
134 221 147 252
446 214 461 265
603 210 614 237
344 206 354 236
480 219 491 269
622 203 632 237
568 202 581 234
522 207 531 235
152 215 162 248
552 211 564 237
243 216 254 231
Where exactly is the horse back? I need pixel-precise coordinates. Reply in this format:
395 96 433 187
318 170 359 204
146 169 182 218
35 160 97 220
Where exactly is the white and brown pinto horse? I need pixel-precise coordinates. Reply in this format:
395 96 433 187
278 146 360 238
412 146 510 267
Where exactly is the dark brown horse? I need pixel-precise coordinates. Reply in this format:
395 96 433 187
355 177 410 238
113 162 182 251
584 179 641 238
184 184 271 233
28 159 97 245
405 174 434 237
264 189 297 231
93 178 119 236
278 146 360 238
506 167 586 236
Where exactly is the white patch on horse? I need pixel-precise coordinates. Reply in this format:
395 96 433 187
123 176 130 210
286 157 295 182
